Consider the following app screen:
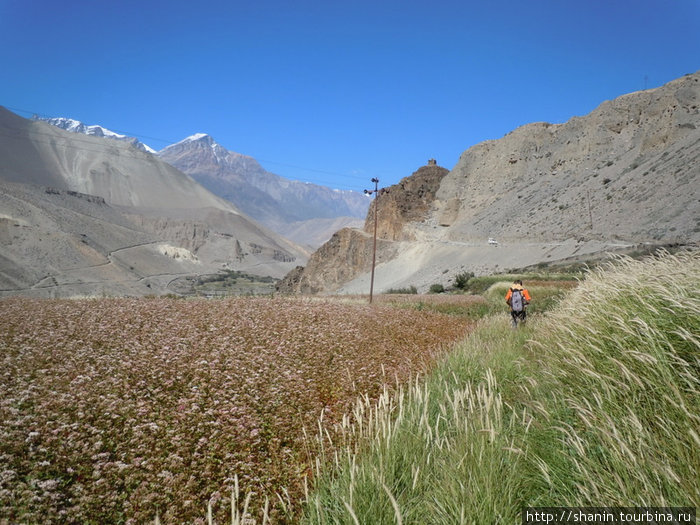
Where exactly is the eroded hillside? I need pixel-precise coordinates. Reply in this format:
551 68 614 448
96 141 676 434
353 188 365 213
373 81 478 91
433 72 699 243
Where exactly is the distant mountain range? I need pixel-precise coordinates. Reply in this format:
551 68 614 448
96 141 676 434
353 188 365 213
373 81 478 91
35 117 368 248
158 133 368 247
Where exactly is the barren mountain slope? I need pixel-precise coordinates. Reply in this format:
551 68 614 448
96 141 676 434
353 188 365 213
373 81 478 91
35 117 369 248
0 109 239 212
0 181 163 296
432 71 699 243
280 72 699 295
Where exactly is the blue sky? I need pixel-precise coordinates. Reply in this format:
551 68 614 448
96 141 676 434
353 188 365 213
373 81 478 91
1 0 698 191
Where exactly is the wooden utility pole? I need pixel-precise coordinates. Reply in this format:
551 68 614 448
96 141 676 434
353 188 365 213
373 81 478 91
364 177 379 304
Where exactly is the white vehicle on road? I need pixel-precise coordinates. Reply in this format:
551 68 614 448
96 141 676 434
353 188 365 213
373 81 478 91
488 237 499 246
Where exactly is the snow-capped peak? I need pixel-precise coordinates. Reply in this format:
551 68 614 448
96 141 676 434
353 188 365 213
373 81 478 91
165 133 215 150
37 116 157 154
184 133 210 142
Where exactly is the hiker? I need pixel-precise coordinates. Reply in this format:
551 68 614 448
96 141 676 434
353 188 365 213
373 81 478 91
505 280 531 328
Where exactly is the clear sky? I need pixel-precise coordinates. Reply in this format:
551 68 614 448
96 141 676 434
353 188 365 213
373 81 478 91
1 0 698 191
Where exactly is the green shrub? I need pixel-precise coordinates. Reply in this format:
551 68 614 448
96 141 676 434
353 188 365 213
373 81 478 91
453 271 474 290
429 283 445 294
385 285 418 294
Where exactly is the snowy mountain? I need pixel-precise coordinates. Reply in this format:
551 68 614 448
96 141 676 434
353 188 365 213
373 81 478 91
35 116 157 153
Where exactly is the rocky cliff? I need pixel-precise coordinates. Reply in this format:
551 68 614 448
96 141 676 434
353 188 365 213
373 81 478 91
276 227 397 294
365 163 449 241
277 162 445 293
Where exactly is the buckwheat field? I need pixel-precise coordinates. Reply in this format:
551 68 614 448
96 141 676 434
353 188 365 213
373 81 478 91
0 296 472 523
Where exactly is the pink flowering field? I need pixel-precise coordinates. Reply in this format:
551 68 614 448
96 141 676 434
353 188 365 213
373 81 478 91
0 296 472 523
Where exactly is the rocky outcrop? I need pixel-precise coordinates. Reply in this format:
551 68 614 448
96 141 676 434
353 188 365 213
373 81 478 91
44 188 107 205
277 161 445 294
365 163 449 241
274 265 305 294
124 215 211 254
276 227 397 294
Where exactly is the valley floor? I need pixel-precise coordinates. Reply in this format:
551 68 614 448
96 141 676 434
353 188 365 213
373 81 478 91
335 237 652 295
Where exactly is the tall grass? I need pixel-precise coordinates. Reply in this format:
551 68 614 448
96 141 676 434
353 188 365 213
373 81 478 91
302 251 699 523
303 318 538 524
532 251 700 506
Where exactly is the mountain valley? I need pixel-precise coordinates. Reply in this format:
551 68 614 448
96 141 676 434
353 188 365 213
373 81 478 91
2 71 698 298
157 133 368 248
